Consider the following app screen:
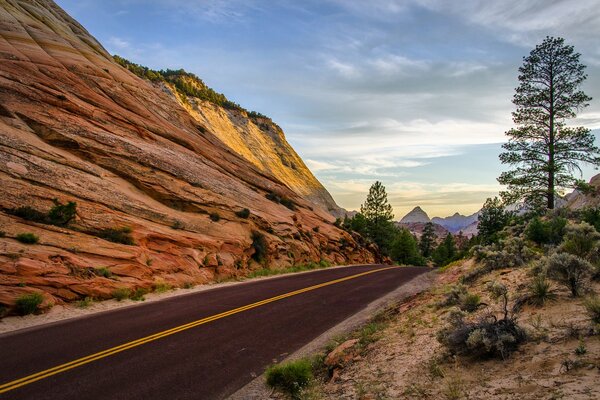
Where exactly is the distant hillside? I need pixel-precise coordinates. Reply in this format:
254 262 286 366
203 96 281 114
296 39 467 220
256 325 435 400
400 206 431 224
432 212 479 233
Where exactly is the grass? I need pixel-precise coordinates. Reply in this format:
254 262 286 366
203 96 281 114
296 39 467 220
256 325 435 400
246 260 331 279
112 287 131 301
153 282 172 293
529 275 556 306
15 292 43 315
16 233 39 244
76 297 93 308
265 358 313 399
583 295 600 324
130 288 148 301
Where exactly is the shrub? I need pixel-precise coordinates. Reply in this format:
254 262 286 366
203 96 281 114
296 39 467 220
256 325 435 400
265 358 313 398
546 253 592 297
76 297 93 308
280 197 296 211
15 292 43 315
112 287 131 301
583 296 600 324
9 206 47 223
47 200 77 226
251 231 268 263
437 283 525 359
266 191 281 203
98 227 134 245
16 233 39 244
235 208 251 219
461 293 482 313
95 267 112 278
559 222 600 259
0 231 5 238
438 284 481 312
581 207 600 232
171 220 184 230
153 282 172 293
130 288 147 301
528 275 556 306
525 216 566 245
209 212 221 222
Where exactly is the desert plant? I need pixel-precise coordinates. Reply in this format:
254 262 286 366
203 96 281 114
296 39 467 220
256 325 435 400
153 282 172 293
235 208 251 219
559 222 600 259
112 287 131 301
16 233 39 244
171 220 184 230
209 212 221 222
525 216 567 245
265 358 313 399
130 288 147 301
15 292 43 315
98 227 134 245
575 338 587 355
95 267 112 278
47 200 77 226
546 253 592 297
9 206 47 223
251 231 268 263
528 275 556 306
583 295 600 324
76 297 93 308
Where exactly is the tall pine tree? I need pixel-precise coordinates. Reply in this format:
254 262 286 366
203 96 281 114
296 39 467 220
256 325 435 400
419 222 436 258
498 37 599 209
360 181 395 253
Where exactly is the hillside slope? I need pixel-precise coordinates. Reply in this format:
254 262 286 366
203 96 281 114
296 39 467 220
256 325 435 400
0 0 375 312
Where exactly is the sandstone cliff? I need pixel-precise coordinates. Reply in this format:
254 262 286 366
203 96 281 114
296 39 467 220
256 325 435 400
0 0 375 313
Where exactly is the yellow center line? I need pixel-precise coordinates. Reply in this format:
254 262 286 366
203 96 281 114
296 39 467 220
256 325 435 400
0 266 397 394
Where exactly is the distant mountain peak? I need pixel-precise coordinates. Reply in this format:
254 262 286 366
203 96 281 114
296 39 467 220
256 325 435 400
400 206 431 223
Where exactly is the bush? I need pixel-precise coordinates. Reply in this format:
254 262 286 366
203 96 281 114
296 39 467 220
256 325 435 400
583 295 600 324
265 192 296 210
16 233 39 244
95 267 112 278
209 212 221 222
528 275 556 306
98 227 134 245
437 283 525 359
171 220 184 230
47 200 77 226
130 288 147 301
546 253 592 297
15 292 43 315
235 208 251 219
559 222 600 259
580 207 600 232
153 282 172 293
9 206 47 223
280 197 296 211
112 287 131 301
265 358 313 398
438 284 482 313
251 231 268 263
76 297 93 308
525 216 566 245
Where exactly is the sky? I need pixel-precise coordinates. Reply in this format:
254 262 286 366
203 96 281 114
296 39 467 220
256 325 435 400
56 0 600 219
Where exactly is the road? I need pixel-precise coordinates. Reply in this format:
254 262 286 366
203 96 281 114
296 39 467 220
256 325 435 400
0 264 427 400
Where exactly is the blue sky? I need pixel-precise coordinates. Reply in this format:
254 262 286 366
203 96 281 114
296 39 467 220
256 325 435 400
56 0 600 218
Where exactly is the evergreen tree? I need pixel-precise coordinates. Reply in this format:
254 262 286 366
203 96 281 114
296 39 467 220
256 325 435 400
432 233 457 267
419 222 436 258
390 229 424 265
498 37 599 210
478 197 513 244
360 181 395 252
345 213 368 237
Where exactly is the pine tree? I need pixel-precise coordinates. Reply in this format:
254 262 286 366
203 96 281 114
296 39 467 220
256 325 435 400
498 37 599 210
478 197 513 244
390 229 424 265
419 222 436 258
432 233 457 267
360 181 395 252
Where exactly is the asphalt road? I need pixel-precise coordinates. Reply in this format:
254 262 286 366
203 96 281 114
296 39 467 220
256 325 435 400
0 264 427 400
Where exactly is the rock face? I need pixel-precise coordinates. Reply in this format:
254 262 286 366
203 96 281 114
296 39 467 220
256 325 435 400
399 206 431 224
0 0 376 312
566 174 600 209
432 212 479 233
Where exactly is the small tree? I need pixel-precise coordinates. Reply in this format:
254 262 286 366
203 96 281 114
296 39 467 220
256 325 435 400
498 37 599 210
419 222 436 258
360 181 395 253
478 197 512 244
432 233 456 267
390 228 424 265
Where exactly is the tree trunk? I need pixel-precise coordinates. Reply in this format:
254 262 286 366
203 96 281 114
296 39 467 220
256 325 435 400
548 64 555 210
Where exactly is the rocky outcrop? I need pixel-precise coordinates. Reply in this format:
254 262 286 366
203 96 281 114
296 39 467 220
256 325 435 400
566 174 600 210
399 206 431 224
0 0 375 312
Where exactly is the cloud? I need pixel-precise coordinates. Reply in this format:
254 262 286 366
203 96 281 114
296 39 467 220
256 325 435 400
107 36 130 50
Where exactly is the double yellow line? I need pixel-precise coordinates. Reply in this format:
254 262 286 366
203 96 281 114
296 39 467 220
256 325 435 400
0 266 395 394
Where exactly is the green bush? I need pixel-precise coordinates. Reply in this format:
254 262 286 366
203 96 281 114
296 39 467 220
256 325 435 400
171 220 184 230
280 197 296 211
153 282 172 293
9 206 47 223
583 295 600 324
76 297 93 308
528 275 556 306
15 292 43 315
438 284 481 313
580 207 600 232
95 267 112 278
546 253 592 297
209 212 221 222
130 288 147 301
251 231 268 263
525 216 566 245
235 208 251 219
112 287 131 301
559 222 600 259
47 200 77 226
98 227 134 245
265 358 313 398
16 233 39 244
